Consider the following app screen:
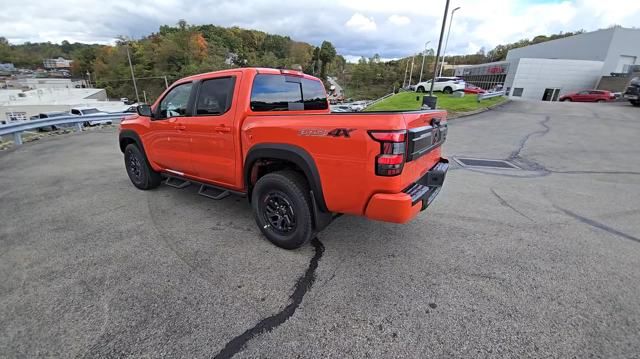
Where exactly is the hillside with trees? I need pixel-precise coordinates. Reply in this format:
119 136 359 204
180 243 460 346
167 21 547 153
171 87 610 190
1 24 584 101
1 21 340 102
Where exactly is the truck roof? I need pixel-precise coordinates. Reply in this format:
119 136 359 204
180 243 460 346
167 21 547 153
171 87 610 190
179 67 322 83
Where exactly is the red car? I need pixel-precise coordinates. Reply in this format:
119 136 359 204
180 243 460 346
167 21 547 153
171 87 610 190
464 84 485 94
559 90 614 102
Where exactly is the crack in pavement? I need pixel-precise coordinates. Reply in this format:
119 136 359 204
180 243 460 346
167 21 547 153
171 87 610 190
490 188 534 221
554 205 640 243
507 115 551 172
214 237 325 359
455 113 640 178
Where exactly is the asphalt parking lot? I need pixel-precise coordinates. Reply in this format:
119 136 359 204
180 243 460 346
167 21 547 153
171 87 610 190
1 100 639 358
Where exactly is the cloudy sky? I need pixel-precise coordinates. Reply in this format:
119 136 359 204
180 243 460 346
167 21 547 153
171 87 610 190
1 0 639 61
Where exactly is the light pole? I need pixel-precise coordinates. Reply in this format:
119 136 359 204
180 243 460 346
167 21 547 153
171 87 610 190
408 54 416 87
418 41 431 84
402 59 410 88
124 40 140 103
428 0 450 101
439 6 461 77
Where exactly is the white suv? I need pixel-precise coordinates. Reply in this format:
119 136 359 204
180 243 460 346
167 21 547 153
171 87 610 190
70 107 111 127
415 77 465 94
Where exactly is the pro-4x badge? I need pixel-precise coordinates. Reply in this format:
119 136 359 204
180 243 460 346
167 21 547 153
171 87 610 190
327 128 356 138
298 128 356 138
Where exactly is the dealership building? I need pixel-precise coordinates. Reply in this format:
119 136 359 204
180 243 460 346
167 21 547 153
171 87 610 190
455 27 640 101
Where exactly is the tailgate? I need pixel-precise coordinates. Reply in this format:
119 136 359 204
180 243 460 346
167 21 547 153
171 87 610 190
400 111 448 184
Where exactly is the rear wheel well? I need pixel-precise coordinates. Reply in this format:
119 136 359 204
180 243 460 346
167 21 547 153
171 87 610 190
248 158 333 231
248 159 307 196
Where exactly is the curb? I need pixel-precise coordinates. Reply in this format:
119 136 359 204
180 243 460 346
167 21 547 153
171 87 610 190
448 99 511 120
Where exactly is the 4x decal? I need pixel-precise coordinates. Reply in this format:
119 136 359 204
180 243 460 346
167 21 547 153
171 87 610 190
298 128 356 138
327 128 356 138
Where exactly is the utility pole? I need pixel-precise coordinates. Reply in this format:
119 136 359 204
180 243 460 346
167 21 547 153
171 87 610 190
439 6 461 77
419 41 431 84
125 41 140 103
402 59 410 88
408 55 415 87
430 0 450 97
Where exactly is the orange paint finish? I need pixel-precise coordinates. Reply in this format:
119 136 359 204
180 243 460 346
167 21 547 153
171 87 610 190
364 193 422 223
120 67 448 224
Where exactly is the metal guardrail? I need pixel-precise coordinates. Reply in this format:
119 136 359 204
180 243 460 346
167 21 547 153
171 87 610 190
477 90 505 102
0 113 129 145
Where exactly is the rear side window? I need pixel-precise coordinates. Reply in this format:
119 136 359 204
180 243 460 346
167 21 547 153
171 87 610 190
251 74 327 111
301 78 328 110
196 77 235 115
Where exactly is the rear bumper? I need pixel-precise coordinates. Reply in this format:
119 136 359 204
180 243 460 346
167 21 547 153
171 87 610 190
364 158 449 223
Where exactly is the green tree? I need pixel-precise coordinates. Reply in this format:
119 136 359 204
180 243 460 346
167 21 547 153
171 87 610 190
319 41 336 80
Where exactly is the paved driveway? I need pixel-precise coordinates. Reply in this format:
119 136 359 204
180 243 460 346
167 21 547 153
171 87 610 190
1 100 639 358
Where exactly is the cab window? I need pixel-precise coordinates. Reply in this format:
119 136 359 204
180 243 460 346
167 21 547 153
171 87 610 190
302 78 328 110
250 74 327 111
195 77 235 115
158 82 193 119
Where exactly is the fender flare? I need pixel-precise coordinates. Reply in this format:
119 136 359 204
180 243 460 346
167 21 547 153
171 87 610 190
244 143 328 213
118 130 145 154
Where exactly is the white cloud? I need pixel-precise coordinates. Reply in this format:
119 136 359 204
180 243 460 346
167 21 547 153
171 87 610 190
387 14 411 26
345 13 377 32
1 0 640 61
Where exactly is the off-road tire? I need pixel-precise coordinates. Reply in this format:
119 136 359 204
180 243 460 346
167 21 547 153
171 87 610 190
124 144 161 190
252 171 314 249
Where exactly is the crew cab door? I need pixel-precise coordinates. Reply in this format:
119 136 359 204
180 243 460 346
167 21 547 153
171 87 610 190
145 81 194 176
181 74 240 187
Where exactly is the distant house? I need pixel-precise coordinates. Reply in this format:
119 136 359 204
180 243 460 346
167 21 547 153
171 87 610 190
43 57 73 69
225 53 238 65
0 63 16 72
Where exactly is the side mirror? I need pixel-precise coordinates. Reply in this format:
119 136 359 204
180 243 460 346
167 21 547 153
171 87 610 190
137 104 153 117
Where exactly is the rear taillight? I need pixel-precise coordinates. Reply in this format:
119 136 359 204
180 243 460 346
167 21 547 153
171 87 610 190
369 130 407 176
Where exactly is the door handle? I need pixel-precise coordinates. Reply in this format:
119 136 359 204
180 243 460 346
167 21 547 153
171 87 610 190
175 125 186 130
215 126 231 133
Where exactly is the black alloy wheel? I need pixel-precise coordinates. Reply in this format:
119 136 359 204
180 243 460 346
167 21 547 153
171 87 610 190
251 171 314 249
262 191 297 234
126 149 143 185
123 144 161 190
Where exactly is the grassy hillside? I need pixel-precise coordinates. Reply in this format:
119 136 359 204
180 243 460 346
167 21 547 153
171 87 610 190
364 92 507 114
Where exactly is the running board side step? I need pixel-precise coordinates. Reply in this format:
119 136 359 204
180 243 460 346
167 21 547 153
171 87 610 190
198 184 230 200
164 176 192 189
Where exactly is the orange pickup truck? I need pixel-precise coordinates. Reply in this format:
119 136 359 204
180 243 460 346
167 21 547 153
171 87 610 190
119 68 448 249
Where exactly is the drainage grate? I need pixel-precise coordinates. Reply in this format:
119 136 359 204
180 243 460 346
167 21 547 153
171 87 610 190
454 157 519 169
